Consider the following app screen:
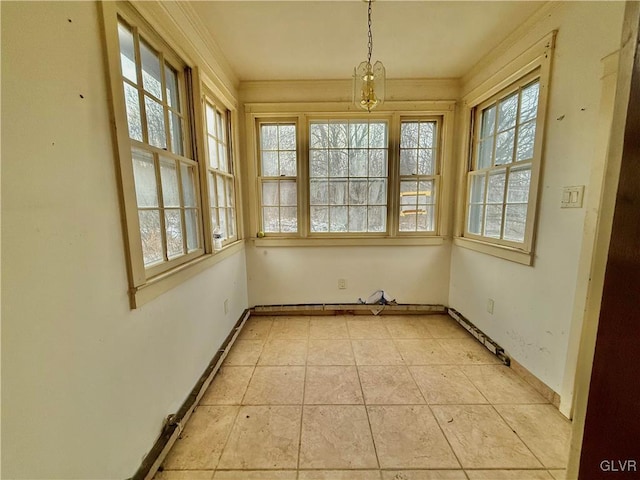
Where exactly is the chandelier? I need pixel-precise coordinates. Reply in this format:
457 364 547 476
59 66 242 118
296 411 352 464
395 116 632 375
353 0 385 112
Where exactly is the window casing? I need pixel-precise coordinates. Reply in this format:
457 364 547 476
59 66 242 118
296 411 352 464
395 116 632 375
464 70 542 250
254 112 447 239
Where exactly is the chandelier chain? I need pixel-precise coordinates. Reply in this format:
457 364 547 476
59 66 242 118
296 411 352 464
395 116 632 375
367 0 373 65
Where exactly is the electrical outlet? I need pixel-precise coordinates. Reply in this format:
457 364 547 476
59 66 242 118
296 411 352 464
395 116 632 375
487 298 494 314
224 299 229 314
338 278 347 289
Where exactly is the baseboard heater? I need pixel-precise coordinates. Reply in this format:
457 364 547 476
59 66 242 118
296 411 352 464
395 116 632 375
447 307 510 366
130 309 251 480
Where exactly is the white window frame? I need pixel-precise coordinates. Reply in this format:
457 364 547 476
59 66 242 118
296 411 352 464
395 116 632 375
246 102 455 246
454 31 555 265
101 2 243 307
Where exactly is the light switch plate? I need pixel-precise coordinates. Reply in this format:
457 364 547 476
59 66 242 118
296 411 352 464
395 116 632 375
561 185 585 208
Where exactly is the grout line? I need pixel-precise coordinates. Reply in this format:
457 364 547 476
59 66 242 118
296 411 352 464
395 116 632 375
491 404 548 469
296 321 310 473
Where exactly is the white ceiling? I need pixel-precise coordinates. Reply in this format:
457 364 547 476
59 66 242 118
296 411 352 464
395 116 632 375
189 1 546 81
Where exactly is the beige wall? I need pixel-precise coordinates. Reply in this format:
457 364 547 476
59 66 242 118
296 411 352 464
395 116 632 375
449 1 625 408
1 2 248 478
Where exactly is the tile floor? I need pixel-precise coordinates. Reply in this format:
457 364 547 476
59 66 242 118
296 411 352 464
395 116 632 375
155 314 571 480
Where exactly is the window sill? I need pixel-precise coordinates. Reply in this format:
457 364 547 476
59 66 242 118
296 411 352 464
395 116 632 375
250 236 446 247
130 241 245 308
453 237 533 265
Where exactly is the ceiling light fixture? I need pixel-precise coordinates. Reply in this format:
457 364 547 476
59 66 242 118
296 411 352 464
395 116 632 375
353 0 385 112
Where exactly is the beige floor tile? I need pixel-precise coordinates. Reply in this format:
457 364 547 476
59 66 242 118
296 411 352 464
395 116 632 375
307 339 355 365
496 404 571 468
238 318 273 341
548 470 567 480
410 365 487 404
437 338 502 365
309 317 349 339
305 366 364 404
269 317 310 339
384 316 433 338
299 405 378 469
154 471 213 480
348 319 391 339
162 406 239 470
358 366 425 404
223 340 263 366
395 339 453 365
432 405 542 469
213 471 297 479
258 338 307 365
381 471 467 480
461 365 547 404
299 470 381 480
217 406 301 469
200 367 254 405
352 339 404 365
368 405 459 469
466 470 554 479
424 315 471 339
242 366 305 405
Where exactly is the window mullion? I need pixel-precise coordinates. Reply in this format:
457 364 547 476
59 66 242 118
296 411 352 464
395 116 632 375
388 113 400 236
153 152 169 262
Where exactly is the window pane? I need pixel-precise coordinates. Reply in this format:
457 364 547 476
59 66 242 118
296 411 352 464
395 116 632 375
329 206 348 232
279 151 297 176
349 206 367 232
516 121 536 161
124 83 143 141
261 181 279 206
139 209 163 265
349 122 368 148
497 93 518 132
478 138 493 169
206 105 216 136
145 96 167 149
169 112 183 156
484 204 503 238
140 40 162 99
487 169 506 204
216 175 226 208
185 208 199 251
368 180 386 205
419 180 435 205
495 129 515 165
310 179 328 205
329 150 348 177
218 205 228 239
399 212 417 232
208 136 219 170
280 207 297 233
310 206 329 232
507 166 531 203
519 82 540 123
180 164 196 207
226 178 235 209
400 180 418 212
228 208 236 238
216 111 226 143
132 149 158 207
349 179 367 205
262 207 279 232
160 158 180 207
369 122 386 148
504 204 527 242
279 124 296 150
419 205 435 232
367 206 386 232
118 23 137 83
468 204 483 235
368 150 387 177
310 123 328 148
328 122 348 148
329 180 348 205
218 142 227 172
260 125 278 150
417 149 434 175
418 122 435 148
310 150 328 177
349 150 368 177
165 64 179 109
400 122 419 148
279 181 297 206
470 174 485 204
481 105 496 138
261 151 278 177
400 149 417 175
